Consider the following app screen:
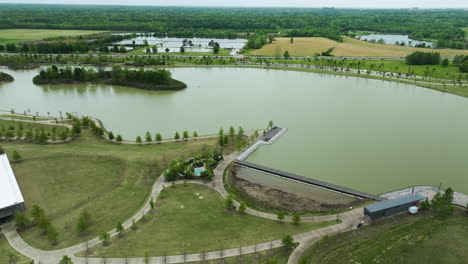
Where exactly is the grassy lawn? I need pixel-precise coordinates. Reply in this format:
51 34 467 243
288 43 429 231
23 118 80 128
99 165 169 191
1 129 218 250
300 211 468 264
0 29 106 45
250 37 468 57
191 247 291 264
0 119 69 138
0 234 31 264
86 184 335 257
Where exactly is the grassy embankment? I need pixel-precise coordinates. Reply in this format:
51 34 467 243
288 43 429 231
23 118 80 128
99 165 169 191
0 234 31 264
0 29 107 45
300 210 468 264
251 37 468 57
0 115 52 121
86 184 335 257
257 65 468 98
190 247 291 264
1 126 219 250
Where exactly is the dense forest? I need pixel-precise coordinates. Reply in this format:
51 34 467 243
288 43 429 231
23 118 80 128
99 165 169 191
405 52 441 65
33 66 187 90
0 4 466 49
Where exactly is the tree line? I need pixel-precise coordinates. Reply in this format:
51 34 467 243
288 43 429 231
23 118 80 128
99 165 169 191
405 51 441 65
34 65 172 85
0 4 466 49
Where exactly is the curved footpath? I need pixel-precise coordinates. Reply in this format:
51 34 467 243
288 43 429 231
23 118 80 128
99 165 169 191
1 151 467 264
0 112 224 145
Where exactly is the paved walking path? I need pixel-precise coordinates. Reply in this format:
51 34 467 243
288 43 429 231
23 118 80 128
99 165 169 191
0 152 354 264
2 149 466 264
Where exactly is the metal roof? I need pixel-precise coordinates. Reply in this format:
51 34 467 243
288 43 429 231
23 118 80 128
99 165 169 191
365 193 425 213
0 154 24 210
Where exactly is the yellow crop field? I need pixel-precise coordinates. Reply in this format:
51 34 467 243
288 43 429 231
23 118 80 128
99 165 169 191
251 36 468 57
251 37 337 56
333 37 468 57
0 29 107 45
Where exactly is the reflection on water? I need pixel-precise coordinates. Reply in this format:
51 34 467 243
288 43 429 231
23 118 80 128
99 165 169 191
1 66 468 194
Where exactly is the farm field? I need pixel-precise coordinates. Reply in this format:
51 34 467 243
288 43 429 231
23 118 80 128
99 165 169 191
251 37 468 57
299 211 468 264
87 184 335 257
1 128 219 250
251 37 336 57
0 29 106 45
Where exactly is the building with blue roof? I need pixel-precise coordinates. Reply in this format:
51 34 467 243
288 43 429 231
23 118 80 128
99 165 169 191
364 193 425 220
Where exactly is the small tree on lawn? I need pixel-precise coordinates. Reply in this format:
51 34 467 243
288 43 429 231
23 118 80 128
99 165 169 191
144 251 151 264
145 131 152 142
281 235 297 251
276 211 285 224
149 197 155 210
116 222 124 238
47 224 59 245
31 204 44 224
116 135 123 143
59 255 74 264
136 136 142 144
238 202 246 214
268 120 274 128
193 131 198 139
432 187 454 217
225 195 234 210
12 150 21 161
183 131 189 141
155 133 162 143
292 213 301 225
108 131 115 140
174 132 180 141
76 210 91 236
229 126 235 137
99 232 110 246
218 128 224 147
14 211 30 230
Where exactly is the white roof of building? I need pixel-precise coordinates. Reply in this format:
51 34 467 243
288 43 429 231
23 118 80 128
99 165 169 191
0 154 24 209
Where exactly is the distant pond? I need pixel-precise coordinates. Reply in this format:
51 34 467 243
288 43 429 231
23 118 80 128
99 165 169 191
115 36 247 51
356 34 435 48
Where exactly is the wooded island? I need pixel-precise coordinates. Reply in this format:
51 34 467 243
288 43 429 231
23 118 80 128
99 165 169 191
33 66 187 90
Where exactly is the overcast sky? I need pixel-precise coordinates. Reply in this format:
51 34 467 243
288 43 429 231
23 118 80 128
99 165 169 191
0 0 467 8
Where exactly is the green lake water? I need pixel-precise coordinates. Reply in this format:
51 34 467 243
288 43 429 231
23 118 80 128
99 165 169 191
1 66 468 194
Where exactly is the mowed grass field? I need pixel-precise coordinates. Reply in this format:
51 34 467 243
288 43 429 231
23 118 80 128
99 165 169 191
299 211 468 264
1 129 219 250
0 29 106 44
251 37 468 57
87 184 335 257
0 234 31 264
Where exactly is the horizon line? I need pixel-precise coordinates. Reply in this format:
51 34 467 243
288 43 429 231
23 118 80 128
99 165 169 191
0 2 467 9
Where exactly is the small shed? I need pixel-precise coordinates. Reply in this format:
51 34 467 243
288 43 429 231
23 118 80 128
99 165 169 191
364 193 425 220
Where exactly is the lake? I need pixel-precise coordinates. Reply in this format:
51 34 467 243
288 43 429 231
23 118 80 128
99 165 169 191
356 34 435 48
116 37 247 50
1 66 468 195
